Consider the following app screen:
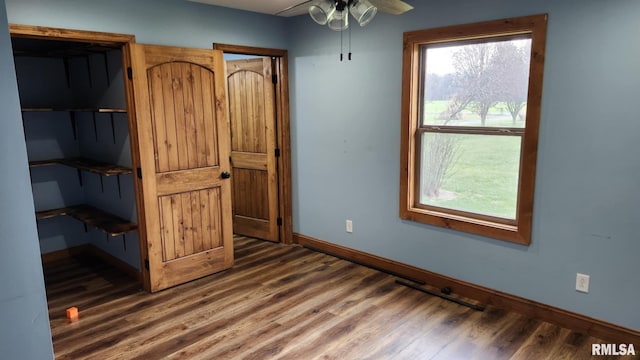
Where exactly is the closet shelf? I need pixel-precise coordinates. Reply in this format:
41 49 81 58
35 204 137 237
21 107 126 113
29 157 132 176
29 159 60 168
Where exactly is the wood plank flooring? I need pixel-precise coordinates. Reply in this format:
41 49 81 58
44 236 638 359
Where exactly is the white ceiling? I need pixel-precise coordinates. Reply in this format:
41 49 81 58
186 0 310 17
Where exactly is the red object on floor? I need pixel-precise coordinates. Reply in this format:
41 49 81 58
66 307 79 321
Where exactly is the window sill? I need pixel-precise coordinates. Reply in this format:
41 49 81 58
400 206 530 245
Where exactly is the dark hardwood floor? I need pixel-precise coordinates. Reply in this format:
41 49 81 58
44 236 637 359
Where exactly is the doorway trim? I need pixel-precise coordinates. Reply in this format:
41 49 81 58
213 43 293 245
8 24 135 44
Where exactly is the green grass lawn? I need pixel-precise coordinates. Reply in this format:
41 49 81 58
422 131 521 220
424 101 525 128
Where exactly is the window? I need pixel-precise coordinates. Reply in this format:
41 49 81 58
399 14 548 245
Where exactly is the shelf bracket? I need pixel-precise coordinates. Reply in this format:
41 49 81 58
99 174 104 193
85 56 93 88
77 168 83 187
110 113 116 144
63 57 71 88
122 234 127 251
103 52 111 86
117 174 123 198
70 112 77 140
83 222 88 233
92 112 98 141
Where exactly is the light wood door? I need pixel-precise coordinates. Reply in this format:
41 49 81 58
226 58 279 242
130 44 233 292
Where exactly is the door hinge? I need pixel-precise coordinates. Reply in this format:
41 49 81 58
277 217 283 226
127 67 133 80
136 167 142 179
275 148 280 158
272 74 277 84
144 259 149 270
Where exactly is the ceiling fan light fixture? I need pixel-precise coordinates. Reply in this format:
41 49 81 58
309 0 336 25
350 0 377 26
327 8 349 31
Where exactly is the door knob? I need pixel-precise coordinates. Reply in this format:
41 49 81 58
221 171 231 179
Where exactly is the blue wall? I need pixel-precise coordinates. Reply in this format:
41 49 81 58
2 3 638 355
288 0 640 331
0 0 54 357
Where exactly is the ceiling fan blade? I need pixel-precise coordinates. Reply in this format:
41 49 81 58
369 0 414 15
275 0 316 16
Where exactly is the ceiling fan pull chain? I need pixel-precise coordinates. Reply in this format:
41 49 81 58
348 24 352 61
340 25 344 61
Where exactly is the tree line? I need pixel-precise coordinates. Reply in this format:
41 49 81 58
426 40 531 125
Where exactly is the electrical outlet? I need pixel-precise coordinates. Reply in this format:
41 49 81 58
346 220 353 233
576 273 590 293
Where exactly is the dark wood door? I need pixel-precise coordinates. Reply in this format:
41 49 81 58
226 58 279 242
130 44 233 291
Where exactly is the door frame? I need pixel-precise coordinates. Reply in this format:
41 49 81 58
213 44 293 245
8 24 151 288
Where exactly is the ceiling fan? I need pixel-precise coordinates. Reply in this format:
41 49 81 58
278 0 413 60
277 0 413 30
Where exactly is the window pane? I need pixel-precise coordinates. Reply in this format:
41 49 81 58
419 133 521 220
421 39 532 129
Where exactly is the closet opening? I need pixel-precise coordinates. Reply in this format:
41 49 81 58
10 26 145 288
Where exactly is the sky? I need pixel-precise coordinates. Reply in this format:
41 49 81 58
425 39 532 76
